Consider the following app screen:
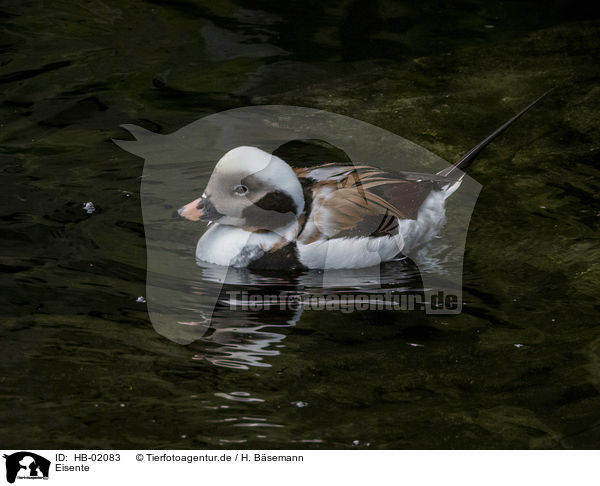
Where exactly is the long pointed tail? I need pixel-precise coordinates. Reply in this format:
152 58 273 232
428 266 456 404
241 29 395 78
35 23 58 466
437 88 554 179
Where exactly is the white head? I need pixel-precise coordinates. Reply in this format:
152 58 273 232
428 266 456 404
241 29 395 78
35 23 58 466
178 146 304 231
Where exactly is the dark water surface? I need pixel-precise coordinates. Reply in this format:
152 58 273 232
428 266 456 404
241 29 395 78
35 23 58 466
2 0 600 448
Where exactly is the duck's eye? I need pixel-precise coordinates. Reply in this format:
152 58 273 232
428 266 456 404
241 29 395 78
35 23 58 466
233 185 248 196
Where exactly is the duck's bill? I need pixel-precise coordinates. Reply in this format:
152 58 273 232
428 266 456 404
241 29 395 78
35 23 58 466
177 196 223 222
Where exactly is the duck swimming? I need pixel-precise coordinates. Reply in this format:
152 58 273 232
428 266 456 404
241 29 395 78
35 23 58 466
178 92 551 270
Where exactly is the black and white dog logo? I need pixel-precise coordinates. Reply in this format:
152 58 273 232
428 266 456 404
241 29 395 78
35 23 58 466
3 452 50 483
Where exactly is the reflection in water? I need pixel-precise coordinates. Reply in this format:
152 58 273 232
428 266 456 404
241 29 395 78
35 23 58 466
194 315 298 370
212 392 284 430
182 257 436 370
214 391 265 402
188 284 302 370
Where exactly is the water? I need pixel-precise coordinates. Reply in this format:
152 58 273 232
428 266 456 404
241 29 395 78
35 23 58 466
2 0 600 449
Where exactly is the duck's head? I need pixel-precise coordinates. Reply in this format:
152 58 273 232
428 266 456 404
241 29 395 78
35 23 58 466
178 146 304 231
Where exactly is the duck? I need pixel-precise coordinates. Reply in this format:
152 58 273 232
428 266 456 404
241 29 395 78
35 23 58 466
178 91 551 270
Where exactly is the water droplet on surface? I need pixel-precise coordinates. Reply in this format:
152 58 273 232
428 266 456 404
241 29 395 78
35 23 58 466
136 296 146 303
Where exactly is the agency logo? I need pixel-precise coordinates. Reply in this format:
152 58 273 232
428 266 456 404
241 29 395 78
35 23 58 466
3 452 50 483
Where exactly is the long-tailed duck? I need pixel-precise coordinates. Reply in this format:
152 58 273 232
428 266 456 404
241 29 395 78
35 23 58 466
179 92 551 270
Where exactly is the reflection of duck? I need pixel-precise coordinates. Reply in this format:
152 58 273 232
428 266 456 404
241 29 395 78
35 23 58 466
179 92 550 270
196 302 303 370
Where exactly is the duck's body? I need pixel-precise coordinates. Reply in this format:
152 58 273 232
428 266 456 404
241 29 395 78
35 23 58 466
193 161 458 269
179 92 551 270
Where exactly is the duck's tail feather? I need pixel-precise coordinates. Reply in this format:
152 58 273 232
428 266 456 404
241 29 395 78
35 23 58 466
437 88 554 179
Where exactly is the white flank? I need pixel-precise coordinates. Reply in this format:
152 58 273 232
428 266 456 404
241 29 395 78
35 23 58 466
297 234 404 269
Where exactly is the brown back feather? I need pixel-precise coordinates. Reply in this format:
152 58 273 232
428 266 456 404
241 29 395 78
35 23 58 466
297 164 435 240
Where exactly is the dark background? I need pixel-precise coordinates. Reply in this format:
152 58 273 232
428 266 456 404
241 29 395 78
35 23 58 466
1 0 600 448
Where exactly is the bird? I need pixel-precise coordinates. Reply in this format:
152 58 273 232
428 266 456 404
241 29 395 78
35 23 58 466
178 91 551 270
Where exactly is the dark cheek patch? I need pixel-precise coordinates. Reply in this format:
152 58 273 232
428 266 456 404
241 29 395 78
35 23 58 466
254 191 297 214
242 190 298 230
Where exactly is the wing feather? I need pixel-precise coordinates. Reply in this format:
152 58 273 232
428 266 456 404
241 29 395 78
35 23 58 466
297 164 435 242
